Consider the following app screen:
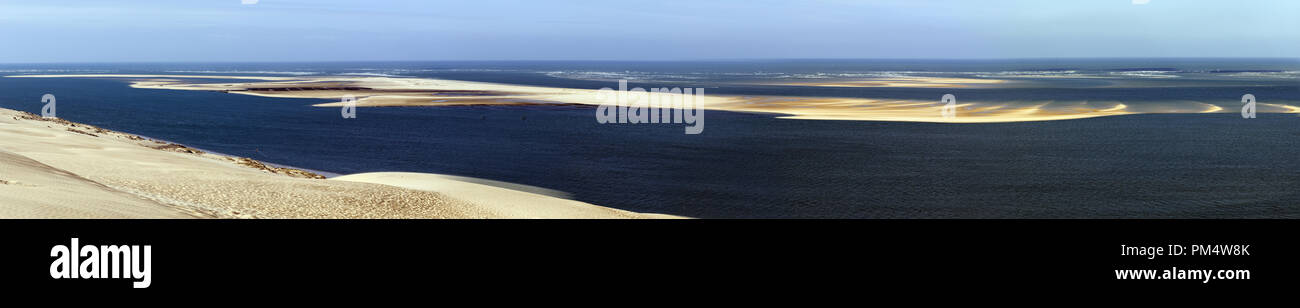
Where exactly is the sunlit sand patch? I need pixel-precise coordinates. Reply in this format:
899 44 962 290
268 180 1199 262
8 74 1297 124
7 74 301 81
1259 103 1300 114
1200 102 1225 113
1099 103 1128 113
1149 100 1226 114
753 99 1133 123
765 77 1008 88
968 104 1010 114
861 101 937 109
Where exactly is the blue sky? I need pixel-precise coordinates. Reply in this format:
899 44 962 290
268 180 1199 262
0 0 1296 62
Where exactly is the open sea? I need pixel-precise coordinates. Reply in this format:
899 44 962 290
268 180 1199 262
1 59 1298 218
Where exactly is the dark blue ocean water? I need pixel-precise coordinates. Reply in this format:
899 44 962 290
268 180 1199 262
1 60 1298 218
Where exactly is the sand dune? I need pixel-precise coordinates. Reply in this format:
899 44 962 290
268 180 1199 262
13 74 1296 123
332 172 678 219
0 149 198 218
765 76 1010 88
0 108 671 219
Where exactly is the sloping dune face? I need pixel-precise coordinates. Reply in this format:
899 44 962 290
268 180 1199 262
0 149 196 218
331 172 680 219
0 108 671 219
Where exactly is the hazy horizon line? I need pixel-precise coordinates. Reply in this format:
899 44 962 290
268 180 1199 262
3 57 1299 65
